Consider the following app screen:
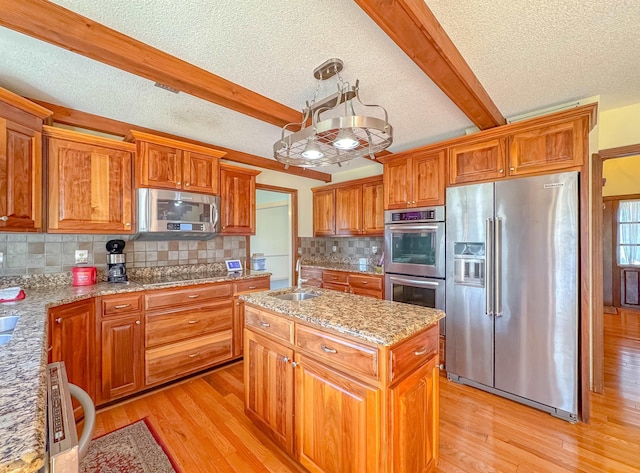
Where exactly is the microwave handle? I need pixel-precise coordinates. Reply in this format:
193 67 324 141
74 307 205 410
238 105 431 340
211 203 219 230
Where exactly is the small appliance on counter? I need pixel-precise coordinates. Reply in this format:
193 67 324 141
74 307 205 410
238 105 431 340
106 239 128 283
71 266 97 286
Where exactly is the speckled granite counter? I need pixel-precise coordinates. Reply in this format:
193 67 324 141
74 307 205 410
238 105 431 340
241 287 444 346
300 262 383 276
0 270 268 473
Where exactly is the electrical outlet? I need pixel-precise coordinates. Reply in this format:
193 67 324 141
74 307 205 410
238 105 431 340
0 251 3 266
371 246 378 255
75 250 89 264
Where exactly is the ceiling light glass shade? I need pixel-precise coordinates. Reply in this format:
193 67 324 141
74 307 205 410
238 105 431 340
301 138 325 159
274 59 393 168
333 127 359 150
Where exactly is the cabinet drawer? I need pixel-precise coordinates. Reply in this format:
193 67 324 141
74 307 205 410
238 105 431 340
348 274 382 291
234 277 270 294
295 325 378 379
322 270 349 285
389 325 438 383
145 331 232 385
145 283 232 310
145 300 233 348
101 293 144 316
245 306 294 344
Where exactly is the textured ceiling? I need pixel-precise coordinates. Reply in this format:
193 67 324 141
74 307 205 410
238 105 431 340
1 1 639 175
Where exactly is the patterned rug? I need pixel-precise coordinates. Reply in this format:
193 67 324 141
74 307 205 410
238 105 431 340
80 418 179 473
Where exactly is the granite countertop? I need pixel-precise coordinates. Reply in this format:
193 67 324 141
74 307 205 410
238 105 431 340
0 270 268 473
241 287 445 346
301 261 383 276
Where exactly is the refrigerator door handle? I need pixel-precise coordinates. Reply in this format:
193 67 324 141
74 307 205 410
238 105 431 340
485 218 494 316
494 217 503 317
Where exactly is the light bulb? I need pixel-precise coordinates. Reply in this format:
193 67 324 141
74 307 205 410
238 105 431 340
301 138 324 159
333 128 359 150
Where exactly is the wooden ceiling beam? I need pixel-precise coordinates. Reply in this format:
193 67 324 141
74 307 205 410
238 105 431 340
355 0 506 130
0 0 301 128
29 98 332 183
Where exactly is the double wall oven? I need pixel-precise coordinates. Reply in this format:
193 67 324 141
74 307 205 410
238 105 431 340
384 206 446 336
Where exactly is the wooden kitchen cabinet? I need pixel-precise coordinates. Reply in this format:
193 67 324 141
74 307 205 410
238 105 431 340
349 273 384 299
126 130 225 194
362 179 385 235
448 138 506 185
312 188 335 236
508 117 587 176
0 89 51 232
384 150 445 209
335 185 362 235
219 163 260 235
233 276 270 357
48 299 96 416
244 329 295 455
44 126 136 233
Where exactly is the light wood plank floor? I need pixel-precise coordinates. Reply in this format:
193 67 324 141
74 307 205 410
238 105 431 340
92 312 640 472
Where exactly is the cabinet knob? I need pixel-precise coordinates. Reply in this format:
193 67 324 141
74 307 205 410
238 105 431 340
406 202 411 205
412 201 416 204
177 181 181 185
291 361 298 368
125 223 131 226
56 317 62 324
283 356 289 363
135 320 141 325
510 167 515 171
185 182 190 187
499 169 504 173
0 216 7 221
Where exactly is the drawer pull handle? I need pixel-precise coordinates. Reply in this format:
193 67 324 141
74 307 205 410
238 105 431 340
188 294 200 299
114 304 131 309
321 344 337 354
414 347 428 356
248 286 256 289
56 318 62 324
188 352 200 358
259 321 271 327
188 320 199 324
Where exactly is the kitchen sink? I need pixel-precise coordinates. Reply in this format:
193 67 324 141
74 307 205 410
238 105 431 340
274 292 319 301
0 315 19 346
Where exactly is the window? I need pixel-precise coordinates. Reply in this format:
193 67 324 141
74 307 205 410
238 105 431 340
618 199 640 266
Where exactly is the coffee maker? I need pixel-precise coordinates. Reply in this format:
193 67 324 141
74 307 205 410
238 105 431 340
106 239 128 283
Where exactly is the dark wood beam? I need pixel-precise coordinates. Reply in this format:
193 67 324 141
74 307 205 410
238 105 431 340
29 98 332 183
0 0 301 128
355 0 506 129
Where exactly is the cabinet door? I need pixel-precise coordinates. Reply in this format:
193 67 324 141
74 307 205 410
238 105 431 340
244 329 295 455
448 138 506 185
384 158 411 210
47 138 133 233
0 118 41 231
137 141 182 189
183 151 219 195
335 185 363 235
413 150 445 207
296 355 381 473
220 166 256 234
313 189 335 236
362 180 384 235
508 117 586 176
49 299 96 415
389 357 438 473
99 315 143 403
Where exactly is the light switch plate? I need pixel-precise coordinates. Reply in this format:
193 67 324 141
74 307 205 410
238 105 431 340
75 250 89 264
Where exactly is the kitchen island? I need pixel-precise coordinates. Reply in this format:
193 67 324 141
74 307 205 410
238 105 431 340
241 287 445 473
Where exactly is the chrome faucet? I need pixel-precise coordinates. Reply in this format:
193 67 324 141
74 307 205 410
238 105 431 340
296 258 307 289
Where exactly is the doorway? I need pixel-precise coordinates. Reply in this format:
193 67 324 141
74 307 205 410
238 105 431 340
250 184 298 290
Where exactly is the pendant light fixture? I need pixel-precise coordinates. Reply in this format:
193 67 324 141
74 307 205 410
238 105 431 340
274 58 393 167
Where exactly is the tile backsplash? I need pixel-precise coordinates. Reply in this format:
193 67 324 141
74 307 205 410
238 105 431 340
0 233 246 276
299 236 384 263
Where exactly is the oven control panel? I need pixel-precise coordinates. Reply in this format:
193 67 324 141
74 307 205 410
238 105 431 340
384 206 444 224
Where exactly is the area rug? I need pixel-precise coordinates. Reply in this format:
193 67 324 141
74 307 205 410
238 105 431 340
80 418 180 473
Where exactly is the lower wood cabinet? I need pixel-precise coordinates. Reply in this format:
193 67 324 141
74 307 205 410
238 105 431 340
244 304 440 473
48 298 96 418
305 266 384 299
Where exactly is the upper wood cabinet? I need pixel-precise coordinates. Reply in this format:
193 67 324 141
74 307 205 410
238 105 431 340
0 89 51 232
312 175 384 237
384 150 445 209
125 130 225 195
44 126 136 233
219 163 260 235
448 138 506 185
508 116 587 176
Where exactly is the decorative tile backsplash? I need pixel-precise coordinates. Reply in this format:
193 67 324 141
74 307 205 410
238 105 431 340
298 237 384 264
0 233 246 276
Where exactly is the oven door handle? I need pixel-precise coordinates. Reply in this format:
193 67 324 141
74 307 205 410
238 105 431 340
387 275 441 287
386 224 441 232
69 383 96 461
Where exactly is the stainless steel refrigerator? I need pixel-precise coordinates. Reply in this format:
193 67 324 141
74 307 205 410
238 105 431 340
445 171 579 421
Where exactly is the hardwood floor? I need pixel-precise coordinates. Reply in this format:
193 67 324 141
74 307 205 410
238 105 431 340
92 312 640 472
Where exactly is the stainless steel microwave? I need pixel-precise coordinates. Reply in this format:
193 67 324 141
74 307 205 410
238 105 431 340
133 188 220 240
